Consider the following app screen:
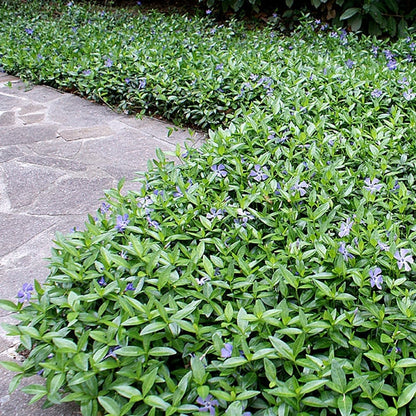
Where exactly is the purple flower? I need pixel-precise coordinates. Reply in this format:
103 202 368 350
403 89 415 100
120 250 128 259
147 216 160 230
196 395 219 416
346 59 354 69
207 208 224 220
372 45 378 56
387 59 397 70
215 64 223 71
371 89 382 98
221 343 233 358
236 208 254 227
398 76 409 86
104 346 121 359
83 69 92 76
212 164 227 178
338 242 354 262
100 202 110 213
291 180 309 196
369 267 383 290
339 217 354 237
137 1 142 4
383 49 394 59
394 249 414 272
206 9 212 14
25 28 34 35
37 54 43 60
173 186 183 198
139 78 146 89
378 241 390 251
195 276 210 285
98 276 106 287
115 214 129 232
17 283 34 303
363 178 382 194
249 165 269 182
104 58 113 67
125 283 135 291
125 78 130 84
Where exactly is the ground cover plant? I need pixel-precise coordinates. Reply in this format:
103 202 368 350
1 1 416 415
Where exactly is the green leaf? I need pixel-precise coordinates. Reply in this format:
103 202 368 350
338 394 352 416
331 361 347 394
364 351 389 367
235 390 259 400
191 355 206 385
397 382 416 407
0 300 19 312
148 347 177 356
0 361 23 372
98 396 121 415
52 338 78 353
269 336 294 361
111 385 142 401
395 358 416 368
144 395 170 410
340 7 361 20
172 371 192 407
140 322 166 336
299 379 328 395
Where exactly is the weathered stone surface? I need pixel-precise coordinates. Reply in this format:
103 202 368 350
17 155 88 172
58 125 113 141
29 177 114 215
0 146 24 163
49 94 116 127
2 161 64 209
1 126 58 145
0 111 16 126
19 113 45 124
0 213 56 257
18 103 46 116
0 94 23 111
27 138 82 159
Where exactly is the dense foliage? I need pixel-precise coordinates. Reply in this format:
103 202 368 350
198 0 416 37
1 1 416 415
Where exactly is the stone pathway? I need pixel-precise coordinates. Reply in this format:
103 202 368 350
0 72 204 415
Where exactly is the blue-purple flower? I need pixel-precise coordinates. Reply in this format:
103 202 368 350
100 202 110 213
125 283 135 291
104 58 113 67
346 59 354 69
394 249 414 272
104 346 121 359
339 242 354 261
369 267 383 290
387 59 397 70
139 78 146 89
207 208 224 220
196 395 219 416
212 164 227 178
98 276 106 287
25 28 34 35
371 89 382 98
83 69 92 76
378 241 390 251
249 165 269 182
115 214 129 232
403 89 415 100
173 186 183 198
291 180 309 196
147 216 160 230
17 283 33 303
363 178 382 194
339 217 354 237
221 343 233 358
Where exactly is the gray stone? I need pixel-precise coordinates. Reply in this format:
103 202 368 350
58 125 113 141
29 177 114 215
27 139 82 159
17 155 88 172
0 126 58 146
19 114 45 125
0 146 24 163
2 161 64 209
0 94 24 111
18 103 46 116
49 94 116 127
0 213 56 257
0 111 16 126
